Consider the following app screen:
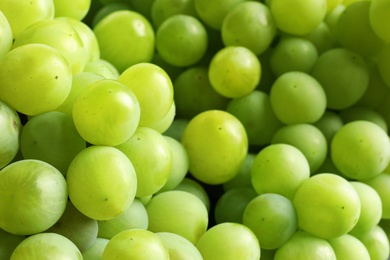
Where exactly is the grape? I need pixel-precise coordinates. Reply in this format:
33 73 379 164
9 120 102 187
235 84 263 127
156 14 208 67
151 0 198 28
363 173 390 219
0 229 25 259
10 233 82 260
274 230 336 260
0 43 72 116
195 222 261 260
174 178 211 212
0 11 12 59
53 0 91 20
269 0 327 35
83 59 120 79
66 146 137 220
118 62 174 128
93 10 155 72
223 153 256 192
221 1 276 56
92 2 132 28
20 111 86 175
339 106 388 132
293 173 361 239
243 193 298 250
115 127 172 197
156 232 203 260
327 234 370 260
312 110 344 148
0 101 22 169
82 238 109 260
0 160 68 235
299 22 334 54
72 79 140 146
330 121 390 180
181 110 248 185
208 46 261 98
352 225 390 260
369 0 390 42
146 190 209 244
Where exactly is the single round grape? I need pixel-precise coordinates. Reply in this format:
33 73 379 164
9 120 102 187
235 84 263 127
363 173 390 219
156 232 203 260
327 234 370 260
330 121 390 180
369 0 390 42
209 46 261 98
0 11 12 59
269 71 327 124
313 110 344 147
339 106 388 132
53 0 91 20
181 110 248 185
151 0 198 28
174 178 211 212
353 225 390 260
82 238 109 260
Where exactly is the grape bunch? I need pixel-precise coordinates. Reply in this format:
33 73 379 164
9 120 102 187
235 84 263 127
0 0 390 259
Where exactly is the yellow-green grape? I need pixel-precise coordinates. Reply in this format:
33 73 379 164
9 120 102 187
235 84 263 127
370 0 390 43
326 234 370 260
83 59 120 79
149 101 176 134
352 225 390 260
0 11 12 58
363 173 390 219
156 232 203 260
53 0 91 20
151 0 199 28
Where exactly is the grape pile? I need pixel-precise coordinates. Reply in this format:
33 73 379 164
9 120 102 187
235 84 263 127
1 0 390 259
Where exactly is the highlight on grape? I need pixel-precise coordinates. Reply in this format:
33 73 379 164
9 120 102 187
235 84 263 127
0 0 390 259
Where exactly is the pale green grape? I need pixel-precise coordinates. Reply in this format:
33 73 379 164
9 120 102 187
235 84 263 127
146 190 209 244
46 200 98 253
93 10 155 72
208 46 261 98
72 79 140 146
92 2 132 28
0 11 12 59
82 238 109 260
370 0 390 42
243 193 298 250
353 225 390 260
0 229 25 260
270 37 318 76
377 44 390 87
53 0 91 20
0 101 22 169
115 127 172 197
174 178 211 212
10 233 82 260
339 106 388 132
181 110 248 185
66 146 138 220
13 19 88 74
299 22 334 54
195 222 260 260
84 59 120 79
223 153 256 192
251 143 310 201
0 160 68 235
119 62 174 127
151 0 198 28
98 199 148 239
363 173 390 219
271 123 328 173
221 1 276 55
293 173 361 239
310 48 370 110
226 90 283 147
149 101 176 133
331 121 390 180
269 0 327 35
156 14 208 67
313 110 344 147
156 232 203 260
328 234 370 260
269 71 327 124
0 43 72 116
20 111 86 175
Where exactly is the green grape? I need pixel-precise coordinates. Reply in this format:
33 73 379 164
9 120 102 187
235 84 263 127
195 222 261 260
72 79 140 146
93 10 155 73
369 0 390 42
173 66 230 119
348 181 382 236
10 233 82 260
0 229 25 260
156 14 208 67
115 127 172 197
221 1 276 55
0 0 54 39
336 1 386 57
331 121 390 180
274 230 336 260
82 238 109 260
118 62 174 128
194 0 247 30
214 187 257 224
208 46 261 98
339 106 388 132
13 19 88 75
313 110 344 148
327 234 370 260
149 101 176 133
271 123 328 173
156 232 203 260
310 48 369 110
0 101 22 169
46 200 98 253
353 225 390 260
0 11 12 59
270 37 318 76
174 178 211 212
53 0 91 20
223 153 256 192
0 159 68 235
299 22 334 54
102 229 169 260
363 173 390 219
0 43 72 116
293 173 361 239
20 111 86 175
181 110 248 185
269 0 327 35
243 193 298 250
251 143 310 201
378 44 390 88
66 146 138 220
84 59 120 79
151 0 198 28
269 71 327 124
146 190 209 244
164 118 189 141
92 2 132 28
98 199 148 239
226 90 283 146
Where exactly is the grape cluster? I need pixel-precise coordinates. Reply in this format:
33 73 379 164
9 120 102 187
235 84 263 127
0 0 390 259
